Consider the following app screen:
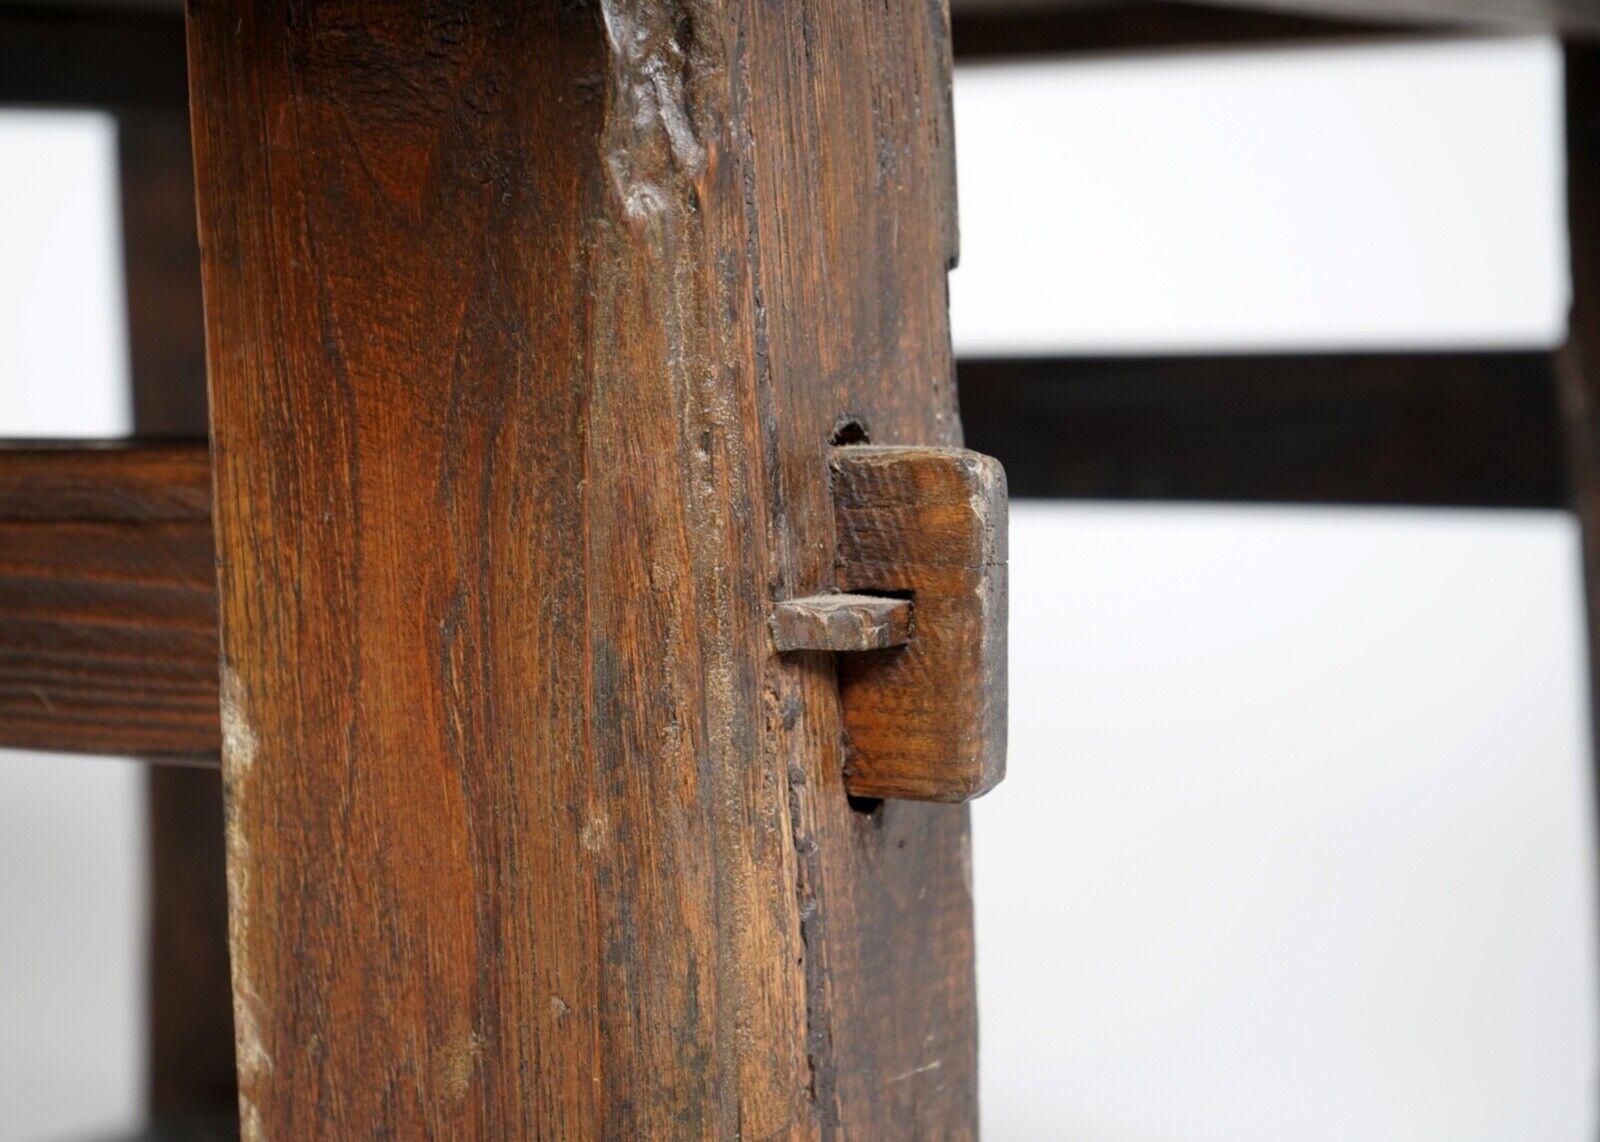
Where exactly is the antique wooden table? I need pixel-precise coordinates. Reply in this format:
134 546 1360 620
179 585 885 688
1 1 1598 1137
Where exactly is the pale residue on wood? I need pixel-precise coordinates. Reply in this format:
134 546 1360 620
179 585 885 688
434 1028 487 1104
219 664 271 1136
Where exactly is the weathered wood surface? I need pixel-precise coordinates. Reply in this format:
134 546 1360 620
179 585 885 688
773 594 914 653
960 353 1568 506
832 446 1007 804
0 443 217 758
188 1 975 1136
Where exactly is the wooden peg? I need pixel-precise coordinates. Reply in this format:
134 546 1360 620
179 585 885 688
772 593 913 652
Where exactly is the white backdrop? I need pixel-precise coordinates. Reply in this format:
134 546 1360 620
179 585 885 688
980 504 1596 1139
0 112 143 1142
951 36 1568 355
0 35 1594 1141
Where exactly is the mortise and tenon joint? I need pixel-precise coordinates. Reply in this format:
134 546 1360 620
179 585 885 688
772 444 1009 805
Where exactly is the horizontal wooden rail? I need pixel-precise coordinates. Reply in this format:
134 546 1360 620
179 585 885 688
959 352 1568 507
0 6 189 109
3 2 1595 120
0 442 217 759
951 2 1431 59
0 361 1566 759
1220 0 1600 36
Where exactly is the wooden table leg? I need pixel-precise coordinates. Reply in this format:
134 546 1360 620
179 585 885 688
187 2 977 1135
118 105 236 1123
1561 43 1600 775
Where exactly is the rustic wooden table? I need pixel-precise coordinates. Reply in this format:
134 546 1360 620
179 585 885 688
0 1 1596 1137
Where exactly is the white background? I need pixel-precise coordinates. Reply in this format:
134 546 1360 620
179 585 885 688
951 37 1569 354
0 112 144 1141
0 35 1595 1141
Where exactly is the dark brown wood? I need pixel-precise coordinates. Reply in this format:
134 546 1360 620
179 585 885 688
831 446 1007 804
121 113 210 440
0 443 217 759
187 2 975 1135
952 1 1427 59
773 594 914 653
0 4 188 110
2 0 1598 123
118 99 238 1123
960 353 1569 506
146 765 237 1117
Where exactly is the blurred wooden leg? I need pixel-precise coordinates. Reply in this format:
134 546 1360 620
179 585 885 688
1560 44 1600 751
118 106 235 1120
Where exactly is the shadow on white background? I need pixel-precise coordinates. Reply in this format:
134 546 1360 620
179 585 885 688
979 505 1597 1139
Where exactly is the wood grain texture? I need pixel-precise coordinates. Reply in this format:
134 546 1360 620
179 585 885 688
0 441 210 521
773 594 913 653
831 447 1007 803
0 443 217 758
187 1 974 1135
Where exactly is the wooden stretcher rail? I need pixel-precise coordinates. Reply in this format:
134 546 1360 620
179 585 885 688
959 352 1568 507
950 2 1433 59
3 2 1598 123
0 353 1566 763
0 5 189 109
0 441 218 759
